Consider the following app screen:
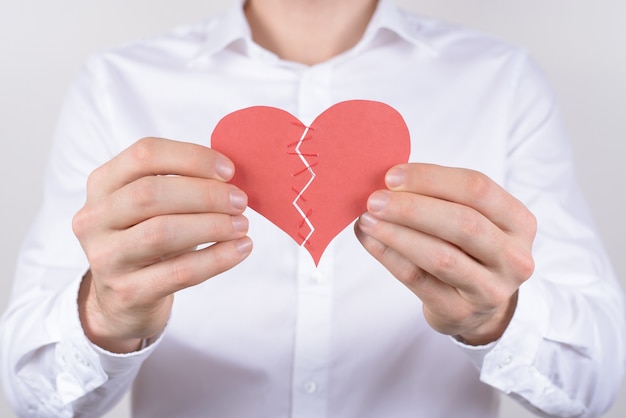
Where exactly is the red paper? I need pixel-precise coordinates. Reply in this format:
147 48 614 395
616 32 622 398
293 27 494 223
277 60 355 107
211 100 410 265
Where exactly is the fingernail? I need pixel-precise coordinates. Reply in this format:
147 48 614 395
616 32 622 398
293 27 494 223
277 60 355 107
216 156 235 180
386 167 405 188
231 215 249 232
368 191 389 212
229 188 248 210
359 212 379 229
235 237 253 255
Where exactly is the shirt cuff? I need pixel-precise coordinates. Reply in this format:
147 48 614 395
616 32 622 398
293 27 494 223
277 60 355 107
450 277 549 373
450 337 497 371
49 273 163 404
455 276 585 416
478 276 550 393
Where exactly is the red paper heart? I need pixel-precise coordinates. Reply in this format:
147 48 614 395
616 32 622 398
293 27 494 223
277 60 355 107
211 100 410 265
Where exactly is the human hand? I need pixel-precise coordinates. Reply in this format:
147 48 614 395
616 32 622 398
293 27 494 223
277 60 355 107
72 138 252 353
355 163 536 345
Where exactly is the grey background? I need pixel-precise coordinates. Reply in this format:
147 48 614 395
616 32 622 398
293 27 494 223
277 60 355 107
1 0 624 416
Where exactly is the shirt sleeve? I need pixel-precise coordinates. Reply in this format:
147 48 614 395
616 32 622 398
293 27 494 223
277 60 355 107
0 56 159 417
455 52 626 418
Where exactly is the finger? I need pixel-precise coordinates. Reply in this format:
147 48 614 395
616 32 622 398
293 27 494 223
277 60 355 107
137 236 253 298
104 176 247 229
385 163 536 238
88 137 235 200
354 222 471 321
102 213 249 269
366 190 506 268
356 211 506 305
354 221 443 294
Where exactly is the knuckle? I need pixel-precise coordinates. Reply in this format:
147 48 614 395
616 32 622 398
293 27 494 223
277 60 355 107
72 204 104 240
431 247 458 276
522 210 538 238
141 217 172 250
72 206 124 271
203 182 230 211
71 207 90 238
168 258 196 288
86 165 105 193
402 194 422 219
507 244 535 281
457 210 483 239
516 252 535 281
403 265 430 288
131 176 162 209
131 137 160 164
207 216 229 238
464 170 492 201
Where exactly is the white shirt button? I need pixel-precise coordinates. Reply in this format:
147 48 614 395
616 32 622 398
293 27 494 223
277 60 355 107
74 352 90 368
499 356 513 369
303 381 318 394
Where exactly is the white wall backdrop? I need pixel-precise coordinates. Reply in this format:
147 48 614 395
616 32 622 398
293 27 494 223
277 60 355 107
1 1 624 417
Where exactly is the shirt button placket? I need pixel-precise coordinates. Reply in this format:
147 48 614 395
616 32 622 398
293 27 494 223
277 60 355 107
291 246 335 418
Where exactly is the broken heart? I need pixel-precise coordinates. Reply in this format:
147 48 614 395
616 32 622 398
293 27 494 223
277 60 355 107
211 100 410 265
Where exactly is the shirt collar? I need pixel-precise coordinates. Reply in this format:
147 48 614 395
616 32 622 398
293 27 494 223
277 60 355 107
360 0 437 55
190 0 251 62
190 0 436 64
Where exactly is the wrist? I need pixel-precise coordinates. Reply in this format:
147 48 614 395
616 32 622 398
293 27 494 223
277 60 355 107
458 291 519 346
77 271 144 353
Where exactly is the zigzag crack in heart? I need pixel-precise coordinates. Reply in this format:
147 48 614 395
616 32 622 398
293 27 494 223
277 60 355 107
211 100 411 266
289 124 317 248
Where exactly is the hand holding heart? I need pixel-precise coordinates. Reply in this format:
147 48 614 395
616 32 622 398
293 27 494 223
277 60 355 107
355 163 537 345
73 138 252 353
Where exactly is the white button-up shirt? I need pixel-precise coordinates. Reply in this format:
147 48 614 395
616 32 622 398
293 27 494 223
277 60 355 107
1 1 624 417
